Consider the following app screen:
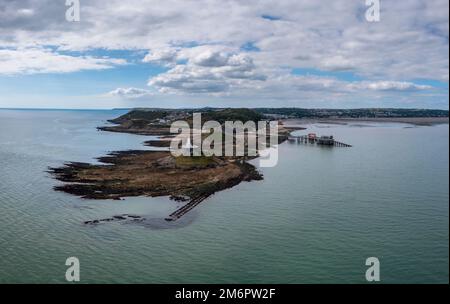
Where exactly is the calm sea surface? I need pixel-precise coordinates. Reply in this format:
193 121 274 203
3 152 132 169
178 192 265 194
0 109 448 283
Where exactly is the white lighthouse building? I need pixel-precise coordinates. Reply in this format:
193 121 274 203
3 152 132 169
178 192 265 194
181 137 199 156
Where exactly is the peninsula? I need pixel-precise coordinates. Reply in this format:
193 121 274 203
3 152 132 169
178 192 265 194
49 108 301 222
49 107 448 222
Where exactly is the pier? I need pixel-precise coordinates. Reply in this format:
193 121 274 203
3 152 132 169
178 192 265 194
166 133 351 222
288 134 352 147
165 194 209 221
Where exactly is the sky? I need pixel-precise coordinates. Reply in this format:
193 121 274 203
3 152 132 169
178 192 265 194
0 0 448 109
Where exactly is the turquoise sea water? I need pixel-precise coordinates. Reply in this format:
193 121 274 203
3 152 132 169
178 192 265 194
0 109 448 283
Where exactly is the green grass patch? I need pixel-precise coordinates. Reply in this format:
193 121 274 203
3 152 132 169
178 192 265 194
175 156 216 168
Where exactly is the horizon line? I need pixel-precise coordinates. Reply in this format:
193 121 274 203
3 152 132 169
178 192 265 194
1 107 449 111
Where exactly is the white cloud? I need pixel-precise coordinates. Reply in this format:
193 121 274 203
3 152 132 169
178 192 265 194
348 81 432 91
0 0 448 107
1 0 447 80
143 48 179 67
17 8 34 17
0 48 127 75
193 50 230 67
148 48 266 94
108 87 153 99
320 56 356 72
148 64 231 94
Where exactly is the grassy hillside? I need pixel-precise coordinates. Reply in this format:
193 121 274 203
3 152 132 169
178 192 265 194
200 108 265 123
111 108 265 124
110 107 448 126
109 110 169 123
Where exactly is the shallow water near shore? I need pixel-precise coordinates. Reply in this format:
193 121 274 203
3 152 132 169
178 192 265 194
0 109 448 283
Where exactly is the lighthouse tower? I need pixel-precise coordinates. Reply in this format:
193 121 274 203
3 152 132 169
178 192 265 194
181 137 199 156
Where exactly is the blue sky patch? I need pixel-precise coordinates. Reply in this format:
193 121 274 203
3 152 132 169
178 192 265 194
240 42 261 52
291 68 362 82
261 14 281 21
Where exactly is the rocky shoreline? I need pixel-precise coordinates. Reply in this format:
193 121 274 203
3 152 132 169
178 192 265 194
49 109 303 223
49 150 263 200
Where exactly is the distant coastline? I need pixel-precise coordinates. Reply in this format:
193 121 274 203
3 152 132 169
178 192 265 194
283 116 449 126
